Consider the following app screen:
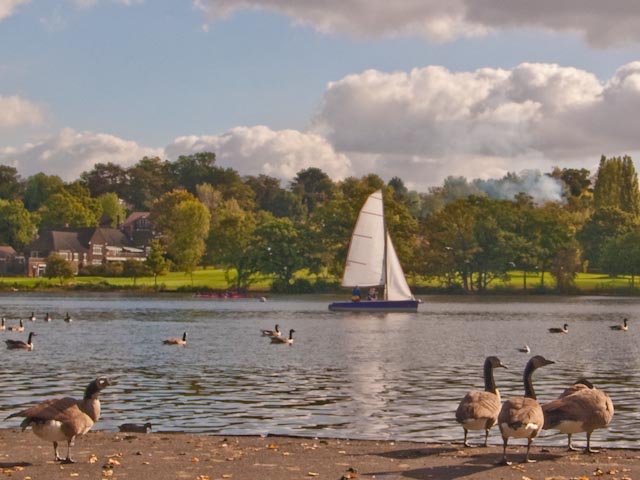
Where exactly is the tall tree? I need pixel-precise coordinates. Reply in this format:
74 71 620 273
125 156 174 210
80 162 128 198
0 165 24 200
23 173 65 211
97 193 127 227
593 155 640 216
170 152 218 193
0 199 38 250
145 239 169 288
39 188 101 228
290 167 334 216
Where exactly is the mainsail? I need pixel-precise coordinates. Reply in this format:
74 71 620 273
341 190 415 301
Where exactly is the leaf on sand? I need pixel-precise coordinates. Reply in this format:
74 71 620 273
89 454 98 464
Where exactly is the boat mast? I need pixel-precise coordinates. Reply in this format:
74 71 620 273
382 190 388 301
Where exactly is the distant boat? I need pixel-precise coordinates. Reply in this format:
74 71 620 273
329 190 419 313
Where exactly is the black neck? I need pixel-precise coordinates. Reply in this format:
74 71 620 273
84 380 100 400
27 332 34 344
483 361 497 393
523 362 537 399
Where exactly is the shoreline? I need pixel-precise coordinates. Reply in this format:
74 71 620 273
0 429 637 480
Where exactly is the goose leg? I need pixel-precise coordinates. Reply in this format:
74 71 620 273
523 437 537 463
60 439 75 464
567 433 579 451
463 429 470 447
498 437 511 465
585 432 599 454
483 428 489 447
53 441 63 462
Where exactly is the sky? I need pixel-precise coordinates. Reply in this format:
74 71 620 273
2 0 640 195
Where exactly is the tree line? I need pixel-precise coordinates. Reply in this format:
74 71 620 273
0 153 639 292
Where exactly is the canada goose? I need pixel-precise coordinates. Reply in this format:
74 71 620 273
30 312 36 321
64 312 72 323
8 319 25 332
548 323 568 333
455 356 507 447
44 312 51 322
498 355 555 465
163 332 187 345
271 329 295 344
5 332 36 350
517 345 531 353
118 422 152 433
261 324 281 337
542 378 614 453
6 377 115 463
610 318 628 331
0 317 5 330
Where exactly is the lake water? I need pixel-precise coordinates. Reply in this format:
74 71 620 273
0 292 637 449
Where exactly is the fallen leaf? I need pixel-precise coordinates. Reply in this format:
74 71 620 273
191 457 200 462
308 473 319 477
267 443 278 449
222 475 233 478
89 454 98 464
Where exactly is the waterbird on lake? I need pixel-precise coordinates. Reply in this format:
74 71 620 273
498 355 555 465
0 317 5 330
44 312 51 322
517 345 530 353
30 312 36 321
64 312 72 323
118 422 152 433
610 318 628 331
271 329 295 344
455 356 507 447
163 332 187 346
548 323 568 333
6 377 115 463
8 319 25 332
542 378 614 453
5 332 36 350
261 324 281 337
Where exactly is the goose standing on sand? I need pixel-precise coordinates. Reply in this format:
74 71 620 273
8 319 25 332
5 332 36 350
163 332 187 345
271 329 295 344
455 356 507 447
610 318 628 331
6 377 115 463
548 323 568 333
498 355 555 465
261 324 281 337
542 378 614 453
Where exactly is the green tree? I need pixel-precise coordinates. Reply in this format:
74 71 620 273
97 192 127 227
123 259 150 286
44 253 74 284
0 165 24 200
290 167 334 216
125 157 174 210
0 199 38 250
170 152 218 194
39 188 101 228
23 173 65 211
80 162 128 198
601 231 640 287
145 239 169 288
593 155 640 215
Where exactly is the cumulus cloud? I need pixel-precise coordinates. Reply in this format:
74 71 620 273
166 125 352 183
193 0 640 47
0 128 163 180
0 0 29 21
0 95 45 127
308 61 640 191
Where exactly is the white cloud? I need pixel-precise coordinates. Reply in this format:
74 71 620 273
0 0 29 21
0 128 163 180
193 0 640 47
166 125 352 183
0 95 45 128
311 62 640 191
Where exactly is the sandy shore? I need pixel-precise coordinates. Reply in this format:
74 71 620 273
0 429 637 480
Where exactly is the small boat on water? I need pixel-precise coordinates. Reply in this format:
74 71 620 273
329 189 419 313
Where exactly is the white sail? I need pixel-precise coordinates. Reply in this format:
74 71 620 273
341 190 386 287
385 231 415 301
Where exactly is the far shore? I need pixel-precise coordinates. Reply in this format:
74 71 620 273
0 429 637 480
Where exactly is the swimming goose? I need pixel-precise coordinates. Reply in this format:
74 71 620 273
163 332 187 345
498 355 555 465
64 312 72 323
610 318 628 331
8 319 25 332
44 312 51 322
30 312 36 321
118 422 152 433
5 332 36 350
6 377 115 463
455 356 507 447
542 378 614 453
0 317 5 330
261 324 281 337
548 323 568 333
271 329 295 344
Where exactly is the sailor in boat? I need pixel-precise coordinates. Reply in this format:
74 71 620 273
367 288 378 301
351 286 361 302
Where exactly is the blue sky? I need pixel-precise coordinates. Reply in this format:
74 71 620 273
2 1 640 196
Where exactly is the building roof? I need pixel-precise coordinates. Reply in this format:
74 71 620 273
123 212 150 226
0 246 16 256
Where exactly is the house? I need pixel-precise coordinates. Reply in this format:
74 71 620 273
26 227 147 277
122 212 154 248
0 246 24 275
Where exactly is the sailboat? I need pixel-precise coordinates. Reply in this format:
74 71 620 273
329 189 419 312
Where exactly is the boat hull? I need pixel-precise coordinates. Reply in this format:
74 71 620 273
328 300 419 312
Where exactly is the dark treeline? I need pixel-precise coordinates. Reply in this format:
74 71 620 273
1 152 640 292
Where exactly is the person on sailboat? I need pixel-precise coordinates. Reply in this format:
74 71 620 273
367 288 378 300
351 286 361 302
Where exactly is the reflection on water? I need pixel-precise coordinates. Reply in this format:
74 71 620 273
0 293 638 448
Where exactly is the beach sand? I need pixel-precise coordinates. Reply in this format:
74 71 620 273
0 429 637 479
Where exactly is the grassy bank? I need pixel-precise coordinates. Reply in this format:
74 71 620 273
1 268 639 295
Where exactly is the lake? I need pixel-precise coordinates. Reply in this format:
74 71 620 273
0 292 637 449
